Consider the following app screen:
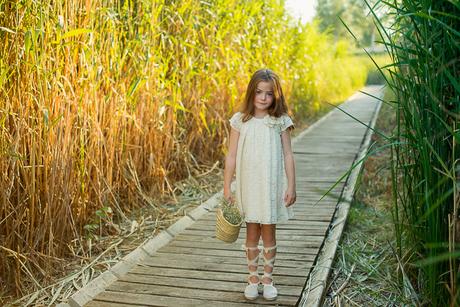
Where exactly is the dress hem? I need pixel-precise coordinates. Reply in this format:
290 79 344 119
244 217 293 225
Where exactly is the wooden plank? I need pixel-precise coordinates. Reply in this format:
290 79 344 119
293 191 340 195
90 291 267 306
199 214 334 222
186 220 333 232
188 220 330 230
292 206 337 212
296 190 344 196
172 232 326 244
116 274 303 296
177 238 324 249
292 151 356 158
179 228 328 238
295 177 347 183
139 257 311 277
156 246 317 262
292 202 338 206
185 224 329 233
129 266 307 286
296 135 363 141
86 301 137 307
193 219 330 227
179 226 328 236
291 215 334 221
202 210 320 218
296 194 339 198
293 166 352 174
101 282 299 306
143 252 312 269
204 203 339 214
159 240 322 255
191 218 335 229
293 196 340 202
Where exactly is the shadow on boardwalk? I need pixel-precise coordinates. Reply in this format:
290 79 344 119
68 85 384 307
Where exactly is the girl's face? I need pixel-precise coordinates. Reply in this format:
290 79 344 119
253 81 274 114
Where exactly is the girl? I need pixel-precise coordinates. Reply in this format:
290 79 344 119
223 69 296 301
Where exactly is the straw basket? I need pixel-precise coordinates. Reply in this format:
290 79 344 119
215 208 243 243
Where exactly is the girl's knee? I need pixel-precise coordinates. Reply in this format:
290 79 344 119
246 223 261 243
246 236 259 244
260 224 276 246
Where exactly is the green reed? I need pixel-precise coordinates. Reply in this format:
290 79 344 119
366 0 459 304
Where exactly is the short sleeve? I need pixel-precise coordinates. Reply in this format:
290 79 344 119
281 115 294 132
229 112 243 131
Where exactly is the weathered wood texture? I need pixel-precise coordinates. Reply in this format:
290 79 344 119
82 86 382 306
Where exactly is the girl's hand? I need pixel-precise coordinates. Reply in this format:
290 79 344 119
284 188 296 207
224 190 235 204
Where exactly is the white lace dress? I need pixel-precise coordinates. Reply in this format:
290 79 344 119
229 112 295 224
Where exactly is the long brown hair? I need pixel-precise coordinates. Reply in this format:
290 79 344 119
240 69 288 122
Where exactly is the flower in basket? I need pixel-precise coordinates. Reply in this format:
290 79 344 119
215 196 243 243
219 197 243 225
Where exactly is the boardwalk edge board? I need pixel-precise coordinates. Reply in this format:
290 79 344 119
297 86 384 307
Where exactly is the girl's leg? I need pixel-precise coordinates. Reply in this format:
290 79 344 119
245 223 261 283
261 224 277 300
243 223 261 300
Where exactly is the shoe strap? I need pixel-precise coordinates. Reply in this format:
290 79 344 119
247 275 259 285
263 245 277 253
247 268 259 285
263 245 277 268
263 271 273 280
242 244 260 251
243 244 260 283
262 245 276 284
242 244 260 266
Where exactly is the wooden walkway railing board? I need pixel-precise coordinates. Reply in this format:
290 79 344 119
78 86 383 307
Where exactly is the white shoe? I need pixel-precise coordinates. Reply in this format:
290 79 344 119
244 283 259 300
263 282 278 300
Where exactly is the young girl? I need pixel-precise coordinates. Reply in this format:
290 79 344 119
223 69 296 301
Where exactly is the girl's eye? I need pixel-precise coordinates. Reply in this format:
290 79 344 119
256 90 273 95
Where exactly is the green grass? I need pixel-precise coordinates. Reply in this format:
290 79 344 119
363 1 460 304
326 201 411 305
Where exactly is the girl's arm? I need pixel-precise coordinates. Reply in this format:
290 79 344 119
281 130 296 207
223 127 240 202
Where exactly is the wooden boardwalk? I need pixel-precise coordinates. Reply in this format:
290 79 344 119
75 86 383 306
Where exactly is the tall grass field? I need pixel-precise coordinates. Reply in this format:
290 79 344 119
0 0 376 299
